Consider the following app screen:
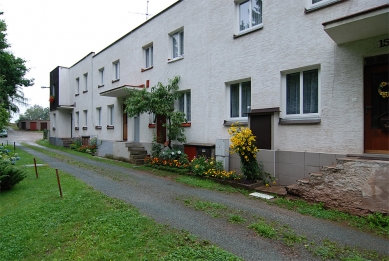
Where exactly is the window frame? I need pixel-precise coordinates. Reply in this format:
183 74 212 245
235 0 263 36
169 28 184 61
83 110 88 128
98 68 104 87
178 91 191 122
112 60 120 81
107 105 114 126
96 107 102 127
75 111 79 129
83 73 88 92
280 65 321 121
227 79 251 120
76 77 80 95
144 44 153 68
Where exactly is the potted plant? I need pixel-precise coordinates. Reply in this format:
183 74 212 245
49 95 55 103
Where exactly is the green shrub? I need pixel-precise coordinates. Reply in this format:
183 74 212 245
0 161 27 191
43 129 48 139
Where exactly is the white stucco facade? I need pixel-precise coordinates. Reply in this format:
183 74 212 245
49 0 389 185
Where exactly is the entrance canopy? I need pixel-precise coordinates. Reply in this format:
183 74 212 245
100 84 145 98
323 4 388 45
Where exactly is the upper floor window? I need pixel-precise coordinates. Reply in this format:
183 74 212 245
171 30 184 60
83 73 88 92
108 105 114 126
145 45 153 68
178 91 191 121
112 60 120 81
306 0 343 12
281 67 320 120
76 78 80 94
229 80 251 119
99 68 104 86
237 0 262 32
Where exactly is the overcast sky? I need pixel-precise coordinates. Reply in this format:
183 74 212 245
0 0 178 121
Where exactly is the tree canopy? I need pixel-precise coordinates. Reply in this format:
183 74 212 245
0 15 33 114
124 76 186 149
18 105 49 121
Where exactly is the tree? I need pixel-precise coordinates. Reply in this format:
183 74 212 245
0 15 33 114
18 105 49 121
124 76 187 149
0 106 10 130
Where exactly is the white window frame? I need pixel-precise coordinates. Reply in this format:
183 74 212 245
280 65 321 120
178 91 191 122
83 110 88 127
112 60 120 81
76 77 80 94
305 0 343 11
235 0 263 35
169 29 184 60
83 73 88 92
99 68 104 86
144 44 153 68
108 105 114 126
227 79 251 120
96 107 102 126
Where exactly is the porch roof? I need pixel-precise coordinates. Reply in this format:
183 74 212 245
323 4 389 45
100 84 145 98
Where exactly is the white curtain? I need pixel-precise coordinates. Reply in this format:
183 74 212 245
286 73 300 115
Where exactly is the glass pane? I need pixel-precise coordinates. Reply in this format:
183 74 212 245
286 73 300 114
186 92 191 121
239 1 250 31
172 33 178 58
303 69 318 114
252 0 262 26
178 95 184 113
180 32 184 55
230 84 239 117
241 81 251 117
150 46 153 66
145 48 150 67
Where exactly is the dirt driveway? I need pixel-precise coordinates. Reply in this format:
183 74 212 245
0 128 43 145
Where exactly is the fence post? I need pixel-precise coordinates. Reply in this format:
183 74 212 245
55 169 63 198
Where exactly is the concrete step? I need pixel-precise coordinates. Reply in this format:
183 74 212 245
254 185 287 196
130 154 147 160
129 149 147 155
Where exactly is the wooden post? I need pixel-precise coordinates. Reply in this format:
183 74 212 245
56 169 63 198
34 158 38 178
13 142 15 151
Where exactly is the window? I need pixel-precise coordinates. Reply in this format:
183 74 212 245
83 110 88 127
99 68 104 86
179 91 191 121
229 81 251 118
83 73 88 92
53 113 56 130
96 107 102 126
75 112 79 128
51 84 55 97
108 105 114 126
237 0 262 32
112 60 120 81
306 0 343 11
171 30 184 59
76 78 80 94
145 45 153 68
282 68 320 119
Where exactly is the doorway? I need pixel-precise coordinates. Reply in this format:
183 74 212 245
364 54 389 154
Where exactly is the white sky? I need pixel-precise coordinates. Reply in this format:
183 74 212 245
0 0 178 122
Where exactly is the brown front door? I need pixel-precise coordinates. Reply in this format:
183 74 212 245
123 104 128 141
156 114 166 144
364 54 389 154
30 122 37 131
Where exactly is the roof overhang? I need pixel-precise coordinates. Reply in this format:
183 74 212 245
57 105 75 110
100 84 145 98
323 4 389 45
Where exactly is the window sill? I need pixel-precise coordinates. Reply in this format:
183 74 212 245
223 120 248 126
98 84 104 88
83 90 88 94
167 56 184 63
107 125 114 129
279 117 321 125
75 127 79 130
233 24 263 39
141 66 153 72
75 93 79 97
181 122 191 127
148 123 156 128
112 79 120 83
305 0 348 13
95 126 102 130
82 127 88 130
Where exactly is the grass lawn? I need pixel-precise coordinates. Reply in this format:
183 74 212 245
0 147 241 260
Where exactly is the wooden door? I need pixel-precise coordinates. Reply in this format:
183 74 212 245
250 114 271 150
40 122 47 130
364 54 389 154
156 115 166 144
123 104 128 141
30 122 37 131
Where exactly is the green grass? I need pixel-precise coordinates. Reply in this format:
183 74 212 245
0 148 242 260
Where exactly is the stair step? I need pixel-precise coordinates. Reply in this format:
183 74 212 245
297 178 310 185
129 150 147 155
285 184 300 195
130 154 147 160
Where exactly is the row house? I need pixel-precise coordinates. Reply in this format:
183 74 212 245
48 0 389 185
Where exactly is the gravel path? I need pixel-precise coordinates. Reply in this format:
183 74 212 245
19 143 389 261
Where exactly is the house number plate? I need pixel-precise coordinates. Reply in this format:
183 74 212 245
379 38 389 48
